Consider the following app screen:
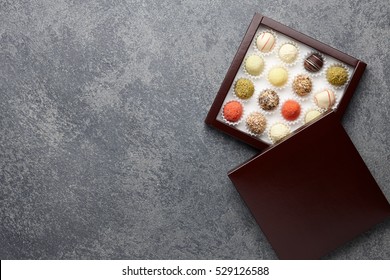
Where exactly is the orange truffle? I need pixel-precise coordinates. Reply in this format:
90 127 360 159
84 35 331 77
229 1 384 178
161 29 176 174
281 100 301 121
223 101 243 122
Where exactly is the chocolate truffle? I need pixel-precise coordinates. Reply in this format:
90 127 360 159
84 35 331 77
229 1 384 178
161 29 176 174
314 89 336 109
256 32 276 53
269 123 290 143
245 54 264 76
278 43 298 63
326 65 348 86
246 112 267 135
305 109 322 123
268 67 288 87
292 74 312 97
223 101 243 123
234 78 254 100
281 100 301 121
304 53 324 73
258 89 279 111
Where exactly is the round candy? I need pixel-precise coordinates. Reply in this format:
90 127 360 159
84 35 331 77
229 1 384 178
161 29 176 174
326 66 348 86
258 89 279 111
223 101 243 123
281 100 301 121
245 54 264 76
278 43 298 63
256 32 276 53
305 109 322 123
246 112 267 135
269 123 290 143
234 78 254 100
268 67 288 87
304 53 324 73
292 74 312 97
314 89 336 109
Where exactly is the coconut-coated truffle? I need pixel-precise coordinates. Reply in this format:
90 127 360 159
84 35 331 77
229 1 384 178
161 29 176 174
246 112 267 135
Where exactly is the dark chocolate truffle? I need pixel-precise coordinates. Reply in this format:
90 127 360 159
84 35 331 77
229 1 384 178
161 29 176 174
304 53 324 73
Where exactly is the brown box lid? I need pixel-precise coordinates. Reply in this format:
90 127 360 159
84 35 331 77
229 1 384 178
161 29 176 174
228 111 390 259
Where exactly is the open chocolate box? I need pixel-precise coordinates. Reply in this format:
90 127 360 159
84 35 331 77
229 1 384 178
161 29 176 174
205 13 366 149
205 14 390 259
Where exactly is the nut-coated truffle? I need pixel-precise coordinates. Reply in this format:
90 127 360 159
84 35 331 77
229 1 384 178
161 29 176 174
246 112 267 135
258 89 279 111
292 74 312 96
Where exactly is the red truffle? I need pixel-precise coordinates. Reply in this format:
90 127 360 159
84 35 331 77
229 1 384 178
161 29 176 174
223 101 243 122
281 100 301 121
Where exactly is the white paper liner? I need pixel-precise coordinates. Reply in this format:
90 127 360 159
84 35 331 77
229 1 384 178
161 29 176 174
267 121 291 144
279 97 304 125
277 41 300 67
213 26 356 148
253 30 278 56
312 88 339 111
266 65 290 90
242 52 266 79
232 77 255 102
256 88 281 115
325 63 351 90
244 111 268 137
302 51 326 77
221 99 245 126
291 74 314 101
302 107 324 125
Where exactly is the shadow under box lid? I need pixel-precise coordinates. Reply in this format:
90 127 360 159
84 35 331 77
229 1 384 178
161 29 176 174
228 111 390 260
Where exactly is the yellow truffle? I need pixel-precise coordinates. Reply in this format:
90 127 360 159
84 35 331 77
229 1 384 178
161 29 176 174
305 109 322 123
268 67 288 87
245 55 264 76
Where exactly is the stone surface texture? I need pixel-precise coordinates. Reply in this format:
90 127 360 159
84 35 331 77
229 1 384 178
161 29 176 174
0 0 389 259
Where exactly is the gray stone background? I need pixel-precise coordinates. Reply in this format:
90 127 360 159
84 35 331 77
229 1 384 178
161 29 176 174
0 0 389 259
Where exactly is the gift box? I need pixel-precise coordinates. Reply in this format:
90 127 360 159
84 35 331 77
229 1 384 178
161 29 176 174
205 13 390 259
205 13 366 149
